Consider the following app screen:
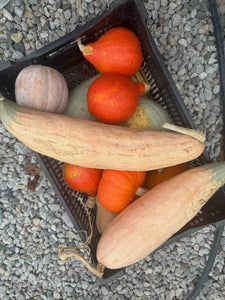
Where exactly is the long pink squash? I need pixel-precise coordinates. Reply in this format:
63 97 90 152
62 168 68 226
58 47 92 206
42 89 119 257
97 162 225 269
0 98 204 171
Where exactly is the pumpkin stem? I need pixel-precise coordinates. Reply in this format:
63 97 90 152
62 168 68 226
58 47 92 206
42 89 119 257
77 38 93 56
85 195 96 209
59 245 105 278
136 186 148 197
144 83 151 94
131 69 150 96
157 168 164 175
162 123 206 144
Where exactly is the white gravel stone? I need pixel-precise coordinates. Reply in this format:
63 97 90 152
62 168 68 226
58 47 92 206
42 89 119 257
178 38 187 47
199 72 208 79
2 8 13 21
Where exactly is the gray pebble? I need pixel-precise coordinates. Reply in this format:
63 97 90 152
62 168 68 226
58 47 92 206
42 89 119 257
161 0 168 7
39 207 49 220
172 14 182 26
199 24 209 34
213 85 220 95
14 6 24 18
204 88 212 101
44 7 50 18
81 281 88 289
64 9 71 20
197 41 204 51
48 204 60 212
178 67 186 76
40 32 48 39
14 42 26 53
0 0 10 9
206 65 218 74
42 253 51 264
61 212 74 228
191 9 197 18
199 72 207 79
0 34 7 41
178 38 187 47
2 8 13 21
29 0 37 4
49 21 55 30
62 2 71 11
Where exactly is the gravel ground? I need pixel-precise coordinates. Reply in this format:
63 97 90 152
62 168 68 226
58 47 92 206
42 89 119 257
0 0 225 299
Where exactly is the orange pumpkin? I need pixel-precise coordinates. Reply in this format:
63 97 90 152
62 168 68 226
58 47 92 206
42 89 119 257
62 163 102 196
15 65 68 113
87 73 145 124
78 27 143 77
97 170 146 213
145 163 191 190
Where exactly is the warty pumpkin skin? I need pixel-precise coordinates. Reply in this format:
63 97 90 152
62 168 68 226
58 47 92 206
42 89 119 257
0 98 205 171
97 170 146 212
15 65 68 113
124 96 172 130
97 162 225 269
78 27 143 77
87 74 145 124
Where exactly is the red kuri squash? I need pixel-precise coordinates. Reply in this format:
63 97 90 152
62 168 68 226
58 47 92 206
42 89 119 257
62 163 102 196
87 73 145 124
78 27 143 77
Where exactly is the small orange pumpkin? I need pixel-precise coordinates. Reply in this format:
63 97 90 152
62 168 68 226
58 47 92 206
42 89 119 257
15 65 68 113
145 163 191 190
87 73 145 124
62 163 102 196
78 27 143 77
97 169 146 213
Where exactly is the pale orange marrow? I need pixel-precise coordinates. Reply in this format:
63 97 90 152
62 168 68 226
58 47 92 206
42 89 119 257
96 197 118 235
97 162 225 269
0 97 204 171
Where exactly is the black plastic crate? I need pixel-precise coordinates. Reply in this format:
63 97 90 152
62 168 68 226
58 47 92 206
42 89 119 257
0 0 225 283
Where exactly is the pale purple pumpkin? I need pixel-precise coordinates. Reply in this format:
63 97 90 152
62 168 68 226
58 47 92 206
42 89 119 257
15 65 68 113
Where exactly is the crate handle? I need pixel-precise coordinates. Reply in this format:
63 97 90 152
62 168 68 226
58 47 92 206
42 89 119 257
59 245 105 278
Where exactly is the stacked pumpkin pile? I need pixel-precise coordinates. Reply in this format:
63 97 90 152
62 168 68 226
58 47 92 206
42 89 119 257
61 28 192 233
0 27 225 274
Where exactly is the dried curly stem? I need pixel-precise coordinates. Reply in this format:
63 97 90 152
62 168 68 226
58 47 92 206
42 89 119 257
58 192 99 276
73 192 94 246
59 245 105 278
162 123 206 144
85 195 96 209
